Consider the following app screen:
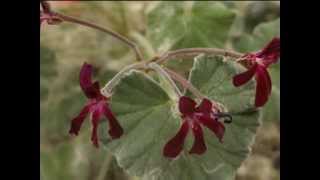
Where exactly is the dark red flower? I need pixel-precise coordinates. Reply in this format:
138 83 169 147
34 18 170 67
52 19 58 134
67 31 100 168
69 63 123 147
233 37 280 107
163 96 229 158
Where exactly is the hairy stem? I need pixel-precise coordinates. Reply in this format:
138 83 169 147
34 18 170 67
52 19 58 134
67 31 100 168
101 62 147 96
148 63 182 98
163 67 204 99
100 45 243 98
155 48 243 64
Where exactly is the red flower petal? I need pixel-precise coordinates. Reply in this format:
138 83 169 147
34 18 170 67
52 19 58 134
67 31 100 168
189 122 207 155
86 81 102 98
196 98 212 113
255 66 272 107
258 37 280 58
80 63 93 90
91 109 103 148
257 37 280 65
103 103 123 139
79 63 101 98
233 63 258 87
69 104 90 136
199 116 225 143
163 121 190 158
179 96 196 115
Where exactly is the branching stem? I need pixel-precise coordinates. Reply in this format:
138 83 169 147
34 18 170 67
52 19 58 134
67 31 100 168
148 63 182 97
163 67 204 99
41 1 248 102
101 62 146 96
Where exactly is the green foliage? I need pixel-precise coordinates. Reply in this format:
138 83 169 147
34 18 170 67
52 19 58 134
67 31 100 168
188 55 256 112
147 1 237 79
147 1 236 52
100 56 260 180
243 2 280 33
233 18 280 53
262 87 280 123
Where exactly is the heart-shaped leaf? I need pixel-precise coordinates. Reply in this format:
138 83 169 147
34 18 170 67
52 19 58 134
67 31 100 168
262 87 280 123
99 56 260 180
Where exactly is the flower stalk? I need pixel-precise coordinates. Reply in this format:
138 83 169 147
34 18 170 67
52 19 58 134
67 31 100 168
41 1 143 61
148 63 182 99
155 48 243 64
101 62 147 96
163 67 204 100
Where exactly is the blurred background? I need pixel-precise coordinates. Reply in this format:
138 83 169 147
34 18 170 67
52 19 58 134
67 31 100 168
40 1 280 180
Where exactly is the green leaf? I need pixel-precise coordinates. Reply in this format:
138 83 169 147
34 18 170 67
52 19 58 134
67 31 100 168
264 64 280 122
251 18 280 47
243 2 280 33
269 63 280 88
187 55 262 177
147 1 236 52
189 55 256 112
233 18 280 52
100 58 260 179
261 87 280 123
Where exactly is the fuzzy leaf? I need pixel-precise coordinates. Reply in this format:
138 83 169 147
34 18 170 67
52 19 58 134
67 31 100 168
147 1 236 52
262 87 280 123
233 18 280 52
100 57 260 180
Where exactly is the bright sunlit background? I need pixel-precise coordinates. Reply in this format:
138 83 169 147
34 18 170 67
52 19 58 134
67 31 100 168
40 1 280 180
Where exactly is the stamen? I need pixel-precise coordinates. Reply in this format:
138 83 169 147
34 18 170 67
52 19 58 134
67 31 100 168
215 112 232 124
